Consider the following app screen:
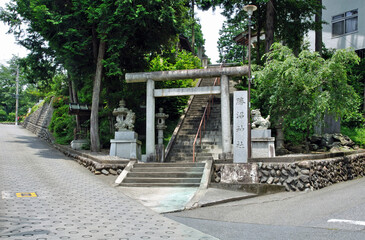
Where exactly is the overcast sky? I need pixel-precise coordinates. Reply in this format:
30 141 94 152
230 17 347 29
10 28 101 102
0 2 225 66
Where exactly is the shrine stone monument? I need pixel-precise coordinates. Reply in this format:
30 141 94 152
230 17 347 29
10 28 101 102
233 91 248 163
110 100 141 160
233 91 275 162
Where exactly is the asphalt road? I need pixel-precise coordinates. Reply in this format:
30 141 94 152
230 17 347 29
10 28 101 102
1 124 364 240
166 173 365 240
0 125 216 240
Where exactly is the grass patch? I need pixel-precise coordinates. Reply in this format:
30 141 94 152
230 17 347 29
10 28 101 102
341 126 365 148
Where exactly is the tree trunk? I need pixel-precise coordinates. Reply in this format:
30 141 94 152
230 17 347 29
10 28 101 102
191 0 195 54
315 0 322 55
92 25 98 64
256 9 262 64
90 39 106 152
68 75 81 139
363 82 365 114
265 0 275 53
71 76 81 138
68 78 74 103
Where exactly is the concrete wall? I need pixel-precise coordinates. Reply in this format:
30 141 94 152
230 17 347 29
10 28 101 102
213 152 365 192
307 0 365 51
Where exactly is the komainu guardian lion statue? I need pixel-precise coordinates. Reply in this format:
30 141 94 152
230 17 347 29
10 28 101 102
251 109 270 129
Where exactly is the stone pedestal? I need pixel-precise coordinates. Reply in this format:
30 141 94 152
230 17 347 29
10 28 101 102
71 139 88 150
251 129 275 158
110 131 141 160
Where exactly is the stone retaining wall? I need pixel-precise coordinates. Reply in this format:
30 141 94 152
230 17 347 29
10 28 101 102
213 152 365 191
54 144 128 176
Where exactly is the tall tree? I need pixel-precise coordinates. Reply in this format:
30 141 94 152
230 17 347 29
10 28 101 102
0 57 38 121
315 0 322 55
255 43 360 146
265 0 274 53
200 0 323 56
217 20 246 63
1 0 188 151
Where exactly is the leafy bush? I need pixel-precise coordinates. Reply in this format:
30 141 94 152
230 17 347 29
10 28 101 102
49 98 74 145
342 126 365 148
52 96 69 108
0 108 7 121
254 43 361 144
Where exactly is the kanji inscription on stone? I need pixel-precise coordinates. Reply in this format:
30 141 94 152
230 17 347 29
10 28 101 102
233 91 248 163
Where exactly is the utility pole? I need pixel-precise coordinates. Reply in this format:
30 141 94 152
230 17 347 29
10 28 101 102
243 5 257 159
191 0 195 55
15 65 19 126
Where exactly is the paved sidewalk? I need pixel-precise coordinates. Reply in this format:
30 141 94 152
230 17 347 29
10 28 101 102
0 125 217 239
118 187 256 214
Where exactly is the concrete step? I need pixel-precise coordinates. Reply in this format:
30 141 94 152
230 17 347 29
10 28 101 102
133 162 204 168
123 177 202 184
132 167 204 173
127 172 203 178
119 183 200 187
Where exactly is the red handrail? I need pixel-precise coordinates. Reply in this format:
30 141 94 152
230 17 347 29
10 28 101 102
193 77 220 162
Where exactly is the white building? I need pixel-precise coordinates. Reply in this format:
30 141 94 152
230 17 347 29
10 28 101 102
307 0 365 57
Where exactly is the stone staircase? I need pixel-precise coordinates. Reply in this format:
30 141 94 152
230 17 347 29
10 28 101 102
166 78 223 162
118 162 206 187
22 99 54 143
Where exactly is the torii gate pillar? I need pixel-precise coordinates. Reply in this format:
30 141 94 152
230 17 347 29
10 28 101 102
146 78 155 159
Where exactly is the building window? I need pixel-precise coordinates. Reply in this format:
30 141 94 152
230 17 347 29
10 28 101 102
332 9 358 37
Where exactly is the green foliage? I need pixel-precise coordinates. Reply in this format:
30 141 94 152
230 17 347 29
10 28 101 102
52 96 69 109
206 0 323 59
342 127 365 148
148 49 201 119
0 57 38 122
50 74 69 97
342 111 365 128
99 107 113 149
254 43 361 142
217 20 245 63
0 108 7 121
48 98 74 145
1 0 194 151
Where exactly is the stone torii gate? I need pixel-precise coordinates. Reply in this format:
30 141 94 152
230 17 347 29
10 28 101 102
125 66 248 160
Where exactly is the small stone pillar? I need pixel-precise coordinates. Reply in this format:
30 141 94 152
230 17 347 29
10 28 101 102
155 108 169 162
110 100 141 160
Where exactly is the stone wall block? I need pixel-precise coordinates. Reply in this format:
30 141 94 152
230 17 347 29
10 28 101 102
299 174 310 183
261 170 270 176
267 176 274 184
281 169 289 176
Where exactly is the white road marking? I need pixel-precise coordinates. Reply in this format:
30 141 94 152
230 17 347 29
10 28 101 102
1 191 12 199
328 219 365 226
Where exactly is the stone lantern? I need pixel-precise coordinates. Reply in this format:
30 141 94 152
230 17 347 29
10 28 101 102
113 99 135 131
155 108 169 162
110 99 141 160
